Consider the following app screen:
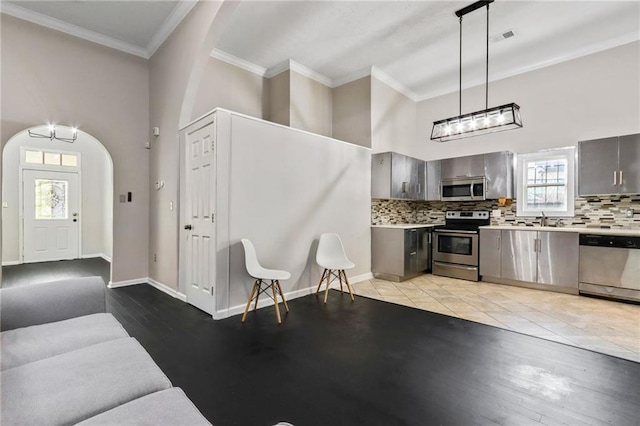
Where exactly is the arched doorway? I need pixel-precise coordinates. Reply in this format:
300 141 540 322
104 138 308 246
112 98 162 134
1 125 114 283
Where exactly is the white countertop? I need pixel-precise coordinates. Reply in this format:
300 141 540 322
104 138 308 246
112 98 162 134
480 225 640 236
372 224 443 229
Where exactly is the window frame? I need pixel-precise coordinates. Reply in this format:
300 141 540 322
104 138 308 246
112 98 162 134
516 147 576 218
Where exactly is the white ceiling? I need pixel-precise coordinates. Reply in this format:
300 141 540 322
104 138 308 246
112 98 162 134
2 1 639 100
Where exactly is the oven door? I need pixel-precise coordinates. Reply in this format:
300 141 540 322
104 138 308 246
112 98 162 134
433 230 479 266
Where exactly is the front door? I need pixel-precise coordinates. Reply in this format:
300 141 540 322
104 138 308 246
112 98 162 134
184 120 216 314
22 169 79 263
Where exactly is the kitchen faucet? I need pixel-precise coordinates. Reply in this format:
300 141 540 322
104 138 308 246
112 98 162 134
540 211 547 227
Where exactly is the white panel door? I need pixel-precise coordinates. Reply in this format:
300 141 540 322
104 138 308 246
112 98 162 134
184 121 216 314
23 170 79 263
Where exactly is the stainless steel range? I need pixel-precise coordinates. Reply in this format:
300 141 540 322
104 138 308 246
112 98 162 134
432 211 490 281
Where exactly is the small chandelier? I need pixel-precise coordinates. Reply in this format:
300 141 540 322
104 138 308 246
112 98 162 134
29 124 78 143
431 0 522 142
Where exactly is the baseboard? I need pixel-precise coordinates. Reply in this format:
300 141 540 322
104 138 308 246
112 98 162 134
349 272 373 283
147 278 182 299
216 286 316 319
108 278 147 288
81 253 112 262
1 260 21 266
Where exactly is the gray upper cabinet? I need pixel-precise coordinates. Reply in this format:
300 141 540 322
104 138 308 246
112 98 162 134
441 154 485 179
579 133 640 195
372 152 426 200
484 152 514 199
618 134 640 194
426 160 441 201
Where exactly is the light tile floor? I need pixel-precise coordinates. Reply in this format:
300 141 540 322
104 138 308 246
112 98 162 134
351 274 640 363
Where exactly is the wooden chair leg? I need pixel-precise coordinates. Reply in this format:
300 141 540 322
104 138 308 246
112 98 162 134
316 269 327 293
342 270 355 301
338 270 344 293
242 281 258 322
276 280 289 312
271 280 282 324
254 279 262 311
323 269 332 304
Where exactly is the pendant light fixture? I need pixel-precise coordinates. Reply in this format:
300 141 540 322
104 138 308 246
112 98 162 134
431 0 522 142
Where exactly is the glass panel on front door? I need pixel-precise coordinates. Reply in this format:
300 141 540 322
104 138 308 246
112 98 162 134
35 179 68 220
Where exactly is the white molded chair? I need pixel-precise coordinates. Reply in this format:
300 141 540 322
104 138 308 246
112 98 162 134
241 239 291 324
316 233 355 304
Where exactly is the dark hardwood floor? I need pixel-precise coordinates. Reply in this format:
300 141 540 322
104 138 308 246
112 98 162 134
3 260 640 426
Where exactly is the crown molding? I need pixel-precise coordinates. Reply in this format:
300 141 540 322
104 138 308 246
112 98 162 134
330 66 374 89
147 1 198 57
0 2 148 58
371 66 419 102
211 49 267 76
288 60 333 87
263 59 291 79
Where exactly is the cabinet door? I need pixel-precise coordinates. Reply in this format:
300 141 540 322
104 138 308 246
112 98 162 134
537 232 578 288
411 159 426 200
391 154 410 199
415 228 430 272
484 152 513 199
479 229 501 278
501 230 537 282
404 229 419 275
618 133 640 194
578 137 619 195
441 157 470 179
371 153 392 198
468 154 485 177
426 160 441 200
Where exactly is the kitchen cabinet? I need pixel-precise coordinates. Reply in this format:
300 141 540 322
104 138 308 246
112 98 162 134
372 226 432 281
479 229 501 278
426 160 441 201
484 151 514 199
480 229 579 291
578 133 640 195
441 154 485 179
372 152 426 200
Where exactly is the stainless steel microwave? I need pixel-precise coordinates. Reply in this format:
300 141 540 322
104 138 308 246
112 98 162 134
440 177 485 201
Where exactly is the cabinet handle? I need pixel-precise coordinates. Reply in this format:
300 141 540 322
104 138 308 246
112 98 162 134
402 182 408 193
417 183 421 194
497 236 501 250
469 183 474 199
619 170 623 186
537 238 542 253
410 252 417 256
613 171 617 186
533 238 538 252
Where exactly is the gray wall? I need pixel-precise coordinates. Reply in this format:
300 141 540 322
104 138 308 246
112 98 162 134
0 14 149 283
266 71 291 127
2 129 113 263
371 76 417 155
412 41 640 160
332 76 372 148
290 70 333 137
192 57 268 121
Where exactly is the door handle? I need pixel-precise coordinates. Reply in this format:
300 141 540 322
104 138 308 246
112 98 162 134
184 224 192 230
613 171 617 186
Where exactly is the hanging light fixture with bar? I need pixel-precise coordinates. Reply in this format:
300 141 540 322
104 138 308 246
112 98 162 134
431 0 522 142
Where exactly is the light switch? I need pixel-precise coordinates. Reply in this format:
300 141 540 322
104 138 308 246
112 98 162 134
119 194 126 203
492 209 502 218
2 202 8 208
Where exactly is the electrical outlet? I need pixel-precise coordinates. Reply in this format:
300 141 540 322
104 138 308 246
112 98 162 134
153 253 157 262
626 209 634 218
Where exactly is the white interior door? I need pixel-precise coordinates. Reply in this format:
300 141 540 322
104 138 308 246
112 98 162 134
184 121 216 314
22 169 79 263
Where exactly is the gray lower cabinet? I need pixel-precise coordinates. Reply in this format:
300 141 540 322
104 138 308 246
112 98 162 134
372 227 431 281
480 229 578 292
479 229 501 278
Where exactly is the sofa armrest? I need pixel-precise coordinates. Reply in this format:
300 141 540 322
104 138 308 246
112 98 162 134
1 276 106 331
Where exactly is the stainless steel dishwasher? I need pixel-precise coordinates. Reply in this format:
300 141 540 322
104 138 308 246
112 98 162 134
579 234 640 302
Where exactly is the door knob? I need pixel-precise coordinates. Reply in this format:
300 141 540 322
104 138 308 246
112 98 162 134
184 224 192 230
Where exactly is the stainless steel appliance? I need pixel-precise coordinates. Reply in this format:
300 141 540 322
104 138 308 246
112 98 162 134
440 177 486 201
579 234 640 302
433 211 490 281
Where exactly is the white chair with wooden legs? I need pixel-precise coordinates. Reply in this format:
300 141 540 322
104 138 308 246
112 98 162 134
240 239 291 324
316 233 355 304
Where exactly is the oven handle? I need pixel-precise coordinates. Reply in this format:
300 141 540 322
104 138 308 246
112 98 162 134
433 229 478 235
